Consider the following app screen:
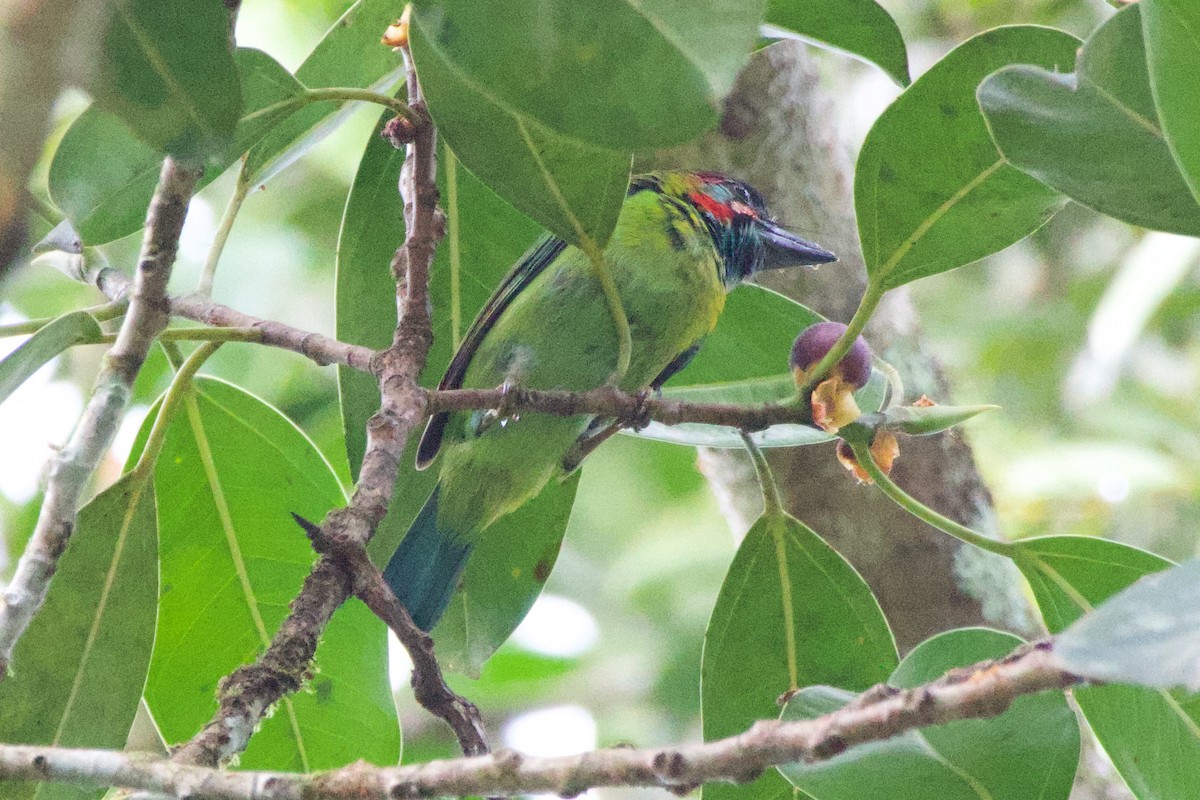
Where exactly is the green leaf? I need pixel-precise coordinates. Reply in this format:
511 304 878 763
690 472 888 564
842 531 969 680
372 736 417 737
93 0 241 162
147 377 398 770
47 109 162 245
0 472 157 800
245 0 405 182
622 286 886 448
336 118 404 479
979 6 1200 236
779 628 1079 800
878 402 999 436
433 473 580 676
701 512 896 800
1141 0 1200 206
226 49 308 154
1056 558 1200 691
409 17 630 249
409 0 765 150
857 26 1078 290
50 49 305 245
1016 536 1198 800
0 312 103 405
765 0 909 86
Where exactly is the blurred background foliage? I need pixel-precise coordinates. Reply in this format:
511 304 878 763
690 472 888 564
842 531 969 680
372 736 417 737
2 0 1195 792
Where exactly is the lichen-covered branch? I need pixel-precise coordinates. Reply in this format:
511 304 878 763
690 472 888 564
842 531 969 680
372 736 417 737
0 643 1080 799
0 158 200 675
294 514 489 757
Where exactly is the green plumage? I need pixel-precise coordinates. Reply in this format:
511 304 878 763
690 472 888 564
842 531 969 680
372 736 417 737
385 171 835 630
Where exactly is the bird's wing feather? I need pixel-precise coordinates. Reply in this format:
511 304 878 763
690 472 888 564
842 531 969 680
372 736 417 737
416 235 570 468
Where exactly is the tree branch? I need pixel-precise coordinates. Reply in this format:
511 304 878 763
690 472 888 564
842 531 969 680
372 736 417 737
0 643 1081 798
294 514 489 757
0 157 200 675
92 270 377 371
425 384 814 431
162 40 445 771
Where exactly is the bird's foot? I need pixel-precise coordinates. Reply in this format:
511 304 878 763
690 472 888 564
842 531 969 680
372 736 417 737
474 381 521 436
629 389 654 431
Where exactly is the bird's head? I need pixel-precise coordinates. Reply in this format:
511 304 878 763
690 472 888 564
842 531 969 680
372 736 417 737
633 171 836 287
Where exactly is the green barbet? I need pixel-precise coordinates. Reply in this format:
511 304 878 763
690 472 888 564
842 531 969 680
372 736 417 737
385 171 836 630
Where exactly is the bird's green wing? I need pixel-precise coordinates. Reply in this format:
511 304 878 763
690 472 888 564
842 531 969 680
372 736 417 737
416 235 569 468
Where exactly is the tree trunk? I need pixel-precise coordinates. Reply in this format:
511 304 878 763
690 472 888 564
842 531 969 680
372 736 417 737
658 41 1131 800
658 40 1034 651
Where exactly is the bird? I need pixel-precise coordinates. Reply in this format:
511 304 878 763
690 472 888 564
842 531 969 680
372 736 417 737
384 170 836 630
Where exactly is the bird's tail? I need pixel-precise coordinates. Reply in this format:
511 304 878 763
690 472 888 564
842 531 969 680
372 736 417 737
382 486 473 631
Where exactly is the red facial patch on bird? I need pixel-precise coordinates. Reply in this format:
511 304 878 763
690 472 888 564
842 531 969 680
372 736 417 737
688 191 735 222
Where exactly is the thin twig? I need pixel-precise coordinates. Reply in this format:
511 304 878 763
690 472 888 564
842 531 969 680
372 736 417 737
292 514 489 756
426 384 814 431
93 270 376 371
0 643 1081 799
0 158 200 676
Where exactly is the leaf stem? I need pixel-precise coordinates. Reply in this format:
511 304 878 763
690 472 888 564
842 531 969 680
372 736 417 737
27 193 62 226
304 88 415 121
0 302 128 338
244 87 417 131
850 440 1017 558
91 327 264 346
590 248 633 382
741 432 784 521
130 341 222 481
197 157 251 296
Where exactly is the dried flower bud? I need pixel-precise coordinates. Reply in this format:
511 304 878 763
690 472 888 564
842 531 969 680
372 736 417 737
382 115 417 148
836 431 900 485
381 6 411 48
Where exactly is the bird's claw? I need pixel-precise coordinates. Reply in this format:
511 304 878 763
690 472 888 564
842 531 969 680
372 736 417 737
477 381 520 435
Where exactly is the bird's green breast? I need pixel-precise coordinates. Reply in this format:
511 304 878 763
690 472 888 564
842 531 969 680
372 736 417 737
462 189 724 392
436 188 725 532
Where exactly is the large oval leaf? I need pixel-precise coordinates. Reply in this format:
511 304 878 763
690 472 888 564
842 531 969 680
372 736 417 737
409 0 764 150
857 26 1078 289
50 49 305 245
336 118 405 479
244 0 405 182
1141 0 1200 206
52 0 404 246
1015 536 1197 800
778 628 1079 800
147 377 399 771
0 473 157 800
409 16 630 249
979 6 1200 237
0 312 103 406
92 0 241 162
1056 558 1200 691
48 109 162 246
701 511 896 800
433 472 580 676
765 0 909 87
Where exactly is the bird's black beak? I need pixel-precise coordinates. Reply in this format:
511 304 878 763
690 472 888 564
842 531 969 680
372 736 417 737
757 220 837 270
